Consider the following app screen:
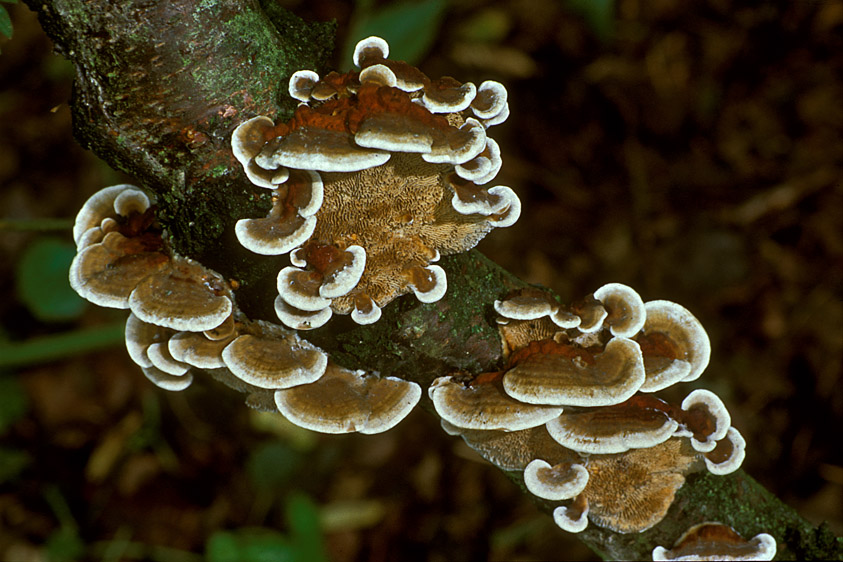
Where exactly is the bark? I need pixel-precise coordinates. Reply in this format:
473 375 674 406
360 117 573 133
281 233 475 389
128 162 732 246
24 0 842 560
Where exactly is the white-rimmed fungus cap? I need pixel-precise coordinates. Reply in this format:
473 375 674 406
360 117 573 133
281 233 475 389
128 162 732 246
679 388 732 452
593 283 647 338
222 333 328 389
428 376 564 431
274 364 421 434
502 337 645 407
703 427 746 475
524 459 589 501
635 300 711 392
545 395 679 454
652 522 776 561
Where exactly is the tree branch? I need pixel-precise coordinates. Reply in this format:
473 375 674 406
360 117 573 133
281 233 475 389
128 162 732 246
24 0 842 559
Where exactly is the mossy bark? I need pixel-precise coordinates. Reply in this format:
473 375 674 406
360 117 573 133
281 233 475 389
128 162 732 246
24 0 843 560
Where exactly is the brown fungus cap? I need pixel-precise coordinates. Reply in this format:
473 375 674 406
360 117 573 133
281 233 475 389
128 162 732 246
428 375 563 431
471 80 508 121
230 37 518 324
141 366 193 392
583 437 698 533
703 427 746 475
125 313 172 369
235 168 323 256
502 337 645 407
168 330 233 370
523 459 589 501
274 297 333 330
652 522 776 561
72 184 151 247
274 364 421 434
679 389 732 452
553 493 590 533
69 231 170 309
593 283 647 338
222 333 328 390
146 342 190 376
128 257 233 332
288 69 320 103
545 395 679 454
442 423 580 471
635 300 711 392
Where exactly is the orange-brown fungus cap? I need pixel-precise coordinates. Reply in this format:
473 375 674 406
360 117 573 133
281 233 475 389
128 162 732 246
652 522 776 561
703 427 746 475
553 493 590 533
583 438 698 533
502 337 645 406
679 389 731 452
545 394 679 454
274 364 421 434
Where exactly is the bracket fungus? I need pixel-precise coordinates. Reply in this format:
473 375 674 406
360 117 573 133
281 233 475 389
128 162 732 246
523 458 589 500
68 185 424 438
433 284 747 536
274 363 421 434
635 300 711 392
545 395 679 455
652 522 776 561
429 375 564 431
230 36 519 329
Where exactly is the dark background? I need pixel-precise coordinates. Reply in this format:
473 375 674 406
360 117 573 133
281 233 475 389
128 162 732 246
1 0 841 560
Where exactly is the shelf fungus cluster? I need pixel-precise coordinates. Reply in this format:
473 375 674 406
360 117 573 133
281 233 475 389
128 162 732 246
231 36 519 330
431 283 748 534
69 185 421 434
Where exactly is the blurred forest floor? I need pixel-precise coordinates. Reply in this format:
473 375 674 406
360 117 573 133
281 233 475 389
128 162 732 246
1 0 841 561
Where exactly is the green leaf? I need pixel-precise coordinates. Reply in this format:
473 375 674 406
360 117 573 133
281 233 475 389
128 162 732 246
246 442 303 496
206 530 297 562
0 447 30 484
0 377 28 432
343 0 448 66
15 238 86 322
563 0 615 41
0 322 126 368
0 5 11 40
286 494 327 562
45 527 86 562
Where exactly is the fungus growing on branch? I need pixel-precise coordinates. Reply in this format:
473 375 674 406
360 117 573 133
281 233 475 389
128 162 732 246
230 36 519 329
435 285 750 537
523 458 589 500
545 395 679 454
678 388 732 452
429 374 563 431
634 300 711 392
274 363 421 434
652 522 776 561
502 337 646 407
703 427 746 475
